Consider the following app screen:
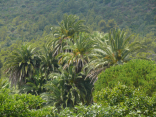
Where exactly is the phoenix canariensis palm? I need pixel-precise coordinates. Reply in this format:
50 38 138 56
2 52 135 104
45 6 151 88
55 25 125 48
57 33 93 73
86 29 144 81
52 14 89 55
54 14 89 39
39 42 59 79
5 45 40 87
42 65 93 110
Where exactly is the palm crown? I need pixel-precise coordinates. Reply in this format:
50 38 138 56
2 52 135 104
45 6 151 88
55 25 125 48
86 29 143 81
52 14 89 55
39 42 58 79
5 45 40 87
57 32 93 73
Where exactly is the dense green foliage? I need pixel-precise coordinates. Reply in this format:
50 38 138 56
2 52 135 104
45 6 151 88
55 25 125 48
0 1 156 115
1 84 156 117
44 84 156 117
19 72 46 95
94 59 156 96
42 66 93 110
94 84 156 116
86 29 143 80
0 88 50 116
0 0 156 76
5 44 40 87
0 0 155 43
55 85 156 117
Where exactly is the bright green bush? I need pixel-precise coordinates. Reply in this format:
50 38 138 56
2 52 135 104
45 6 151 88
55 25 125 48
94 83 134 106
94 59 156 96
50 99 156 117
0 88 48 117
30 106 54 117
93 84 156 116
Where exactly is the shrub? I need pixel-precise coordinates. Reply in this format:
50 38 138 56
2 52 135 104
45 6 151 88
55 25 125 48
0 88 47 117
94 59 156 96
93 84 156 116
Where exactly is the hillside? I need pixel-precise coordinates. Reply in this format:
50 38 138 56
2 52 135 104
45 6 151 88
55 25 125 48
0 0 155 41
0 0 156 68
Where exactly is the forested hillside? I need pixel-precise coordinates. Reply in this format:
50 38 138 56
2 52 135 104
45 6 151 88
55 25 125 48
0 0 156 41
0 0 156 76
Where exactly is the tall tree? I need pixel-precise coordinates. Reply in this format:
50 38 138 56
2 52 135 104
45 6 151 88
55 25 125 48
86 29 144 81
39 42 58 79
57 32 93 73
5 45 40 87
52 14 89 55
54 14 89 39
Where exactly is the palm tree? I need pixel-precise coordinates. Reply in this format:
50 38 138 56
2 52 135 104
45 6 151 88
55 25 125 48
57 32 93 73
86 29 144 81
39 42 58 79
54 14 89 39
52 14 89 55
5 45 40 87
42 65 93 109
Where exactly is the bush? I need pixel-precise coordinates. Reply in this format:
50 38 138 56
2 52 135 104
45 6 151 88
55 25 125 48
93 84 156 116
94 59 156 96
94 83 134 106
0 88 48 117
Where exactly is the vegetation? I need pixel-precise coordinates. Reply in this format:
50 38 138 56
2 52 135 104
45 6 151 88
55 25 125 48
94 59 156 96
0 0 156 116
0 0 156 64
52 84 156 116
0 88 49 116
5 44 40 87
42 65 93 110
86 29 143 80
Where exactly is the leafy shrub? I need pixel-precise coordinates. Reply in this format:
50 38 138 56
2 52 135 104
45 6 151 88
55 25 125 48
49 99 156 116
49 104 128 117
94 59 156 96
0 88 47 117
94 83 134 106
30 106 54 117
93 84 156 116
